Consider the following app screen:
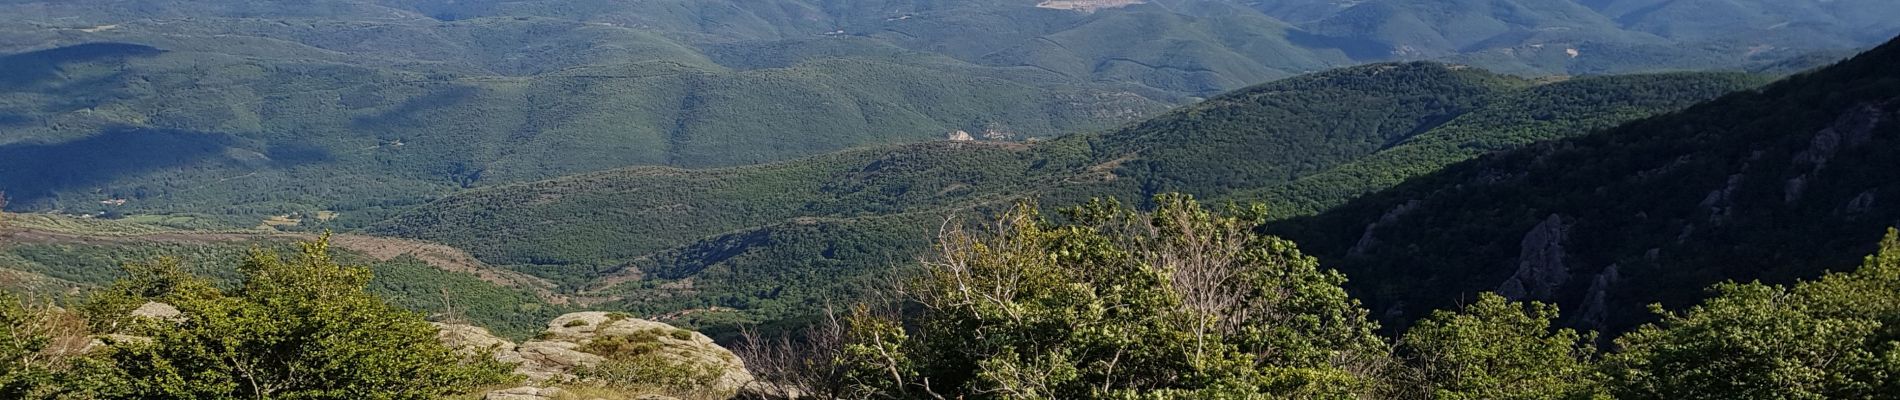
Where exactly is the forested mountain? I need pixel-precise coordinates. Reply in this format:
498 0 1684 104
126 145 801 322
1 0 1891 226
1280 34 1900 334
373 62 1761 331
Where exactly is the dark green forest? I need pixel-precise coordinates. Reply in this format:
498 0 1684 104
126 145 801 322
1281 34 1900 334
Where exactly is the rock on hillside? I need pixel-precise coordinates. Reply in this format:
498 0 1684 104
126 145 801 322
437 312 753 399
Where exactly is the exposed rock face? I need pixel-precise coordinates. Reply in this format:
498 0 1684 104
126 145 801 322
86 302 179 351
1791 102 1886 170
484 386 568 400
435 322 516 357
1699 174 1744 224
1498 214 1571 301
1845 190 1878 215
1574 264 1621 332
1785 175 1808 204
442 312 754 399
514 340 605 382
129 302 182 322
1348 200 1420 257
1788 102 1888 204
542 312 754 395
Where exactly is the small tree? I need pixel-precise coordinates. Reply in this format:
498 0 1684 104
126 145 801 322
80 235 516 399
1 292 54 398
836 194 1388 399
1605 228 1900 399
1392 293 1604 400
0 292 91 398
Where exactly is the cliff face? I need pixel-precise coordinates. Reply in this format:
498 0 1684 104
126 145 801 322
1497 214 1571 301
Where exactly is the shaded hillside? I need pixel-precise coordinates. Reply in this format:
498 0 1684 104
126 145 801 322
373 63 1758 330
1281 36 1900 334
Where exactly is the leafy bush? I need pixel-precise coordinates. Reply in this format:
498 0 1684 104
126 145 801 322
835 194 1387 398
1603 228 1900 399
73 236 517 399
1391 293 1604 400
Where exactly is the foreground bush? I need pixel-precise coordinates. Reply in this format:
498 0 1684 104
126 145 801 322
50 236 514 399
833 195 1388 399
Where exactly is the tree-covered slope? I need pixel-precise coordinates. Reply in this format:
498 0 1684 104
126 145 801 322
0 214 563 337
3 0 1890 227
1280 36 1900 334
0 37 1165 225
1255 72 1770 215
373 63 1759 331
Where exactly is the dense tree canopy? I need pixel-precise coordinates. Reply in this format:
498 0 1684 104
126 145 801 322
1 237 515 399
833 195 1386 398
1391 293 1602 400
1604 229 1900 400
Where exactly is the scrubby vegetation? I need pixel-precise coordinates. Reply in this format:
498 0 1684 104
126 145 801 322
0 235 561 339
733 196 1900 399
827 195 1387 398
0 237 516 398
575 329 728 396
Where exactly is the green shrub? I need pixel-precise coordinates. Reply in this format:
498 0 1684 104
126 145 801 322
75 235 517 398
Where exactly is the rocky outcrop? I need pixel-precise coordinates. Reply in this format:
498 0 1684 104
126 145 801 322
85 302 179 351
1699 174 1744 224
1574 264 1621 332
1844 190 1878 216
129 301 182 322
484 386 568 400
1791 102 1886 170
542 312 753 394
440 312 754 399
1785 175 1808 204
1788 102 1889 204
1498 214 1571 301
1348 200 1420 257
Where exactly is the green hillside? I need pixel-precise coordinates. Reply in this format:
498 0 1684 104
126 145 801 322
0 215 563 337
2 0 1890 227
0 38 1166 225
1280 35 1900 334
373 63 1759 331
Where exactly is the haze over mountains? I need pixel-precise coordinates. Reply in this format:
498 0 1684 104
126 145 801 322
2 0 1894 225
